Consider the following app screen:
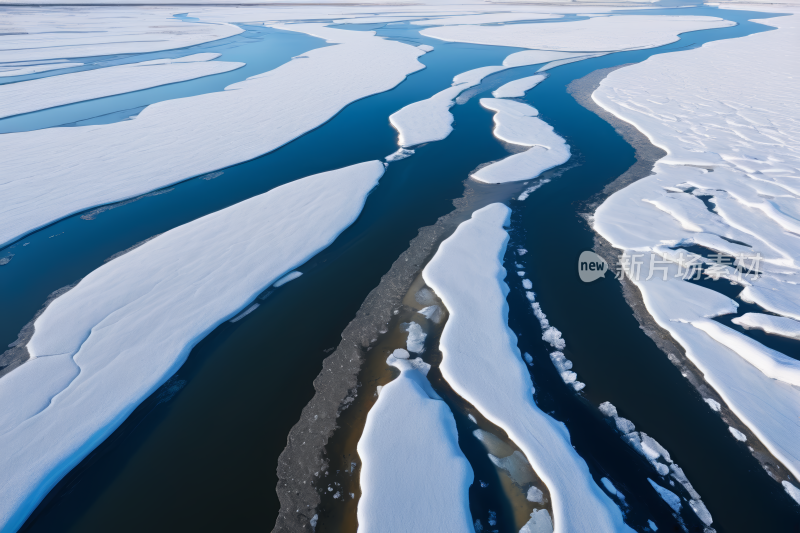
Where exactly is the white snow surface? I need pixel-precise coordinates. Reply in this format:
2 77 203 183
732 313 800 340
273 270 303 287
0 54 243 119
0 161 386 532
592 13 800 479
503 50 595 68
411 13 562 26
422 203 632 533
783 481 800 506
0 62 83 77
420 16 734 52
492 74 546 98
472 99 570 183
0 24 426 248
357 353 473 532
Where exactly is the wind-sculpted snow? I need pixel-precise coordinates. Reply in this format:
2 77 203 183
0 54 243 119
0 24 427 248
0 8 242 62
421 16 734 52
473 99 570 183
0 161 385 532
493 74 546 98
389 65 505 148
423 203 633 533
592 14 800 479
357 352 473 532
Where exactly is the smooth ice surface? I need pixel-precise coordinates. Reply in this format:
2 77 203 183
0 54 243 119
421 16 734 52
0 24 427 248
732 313 800 340
0 161 385 532
492 74 546 98
592 13 800 479
473 99 570 184
647 479 681 513
423 203 632 533
519 509 553 533
357 354 473 532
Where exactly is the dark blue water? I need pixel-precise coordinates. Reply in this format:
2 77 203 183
4 7 798 532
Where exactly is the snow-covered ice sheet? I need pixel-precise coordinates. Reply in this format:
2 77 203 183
732 313 800 340
0 53 243 119
592 13 800 479
423 203 632 533
421 16 734 52
357 352 473 532
0 161 385 532
492 74 546 98
0 62 83 77
389 65 504 148
0 24 427 248
473 99 570 183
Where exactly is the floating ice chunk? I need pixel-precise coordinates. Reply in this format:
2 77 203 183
648 519 658 531
403 321 427 353
418 305 443 324
704 398 721 412
480 480 488 488
523 352 533 366
519 509 553 533
641 433 671 464
385 148 415 162
415 287 437 306
391 348 410 360
493 74 546 99
600 478 625 501
614 417 636 435
489 450 536 486
487 510 497 526
310 514 318 529
728 427 747 442
647 478 682 512
731 313 800 340
670 464 701 500
468 414 477 424
274 271 303 287
522 279 533 290
542 327 565 350
417 44 434 52
517 248 528 256
527 486 544 503
598 401 618 418
517 271 525 277
376 385 383 396
782 481 800 506
230 303 259 322
473 429 514 458
689 499 713 526
517 179 551 201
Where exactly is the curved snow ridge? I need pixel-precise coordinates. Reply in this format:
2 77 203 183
420 15 734 53
0 24 427 249
0 161 385 532
731 313 800 341
389 65 506 148
0 54 244 119
357 352 473 532
691 319 800 387
473 98 570 184
423 203 632 533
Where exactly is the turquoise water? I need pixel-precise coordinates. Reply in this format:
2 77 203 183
2 8 797 532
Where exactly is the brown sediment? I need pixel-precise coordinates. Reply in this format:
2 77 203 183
568 65 794 486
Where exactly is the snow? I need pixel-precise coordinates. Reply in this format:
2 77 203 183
732 313 800 340
274 271 303 287
492 74 546 98
420 16 734 52
783 481 800 506
592 13 800 480
0 24 427 248
503 50 594 68
647 478 681 513
357 353 473 532
417 44 434 52
412 13 562 26
517 179 551 201
601 478 625 501
389 65 505 148
0 54 244 118
422 203 632 533
537 53 607 72
472 99 570 184
0 161 385 532
704 398 721 412
0 8 242 62
519 509 553 533
391 348 410 360
403 321 427 353
385 148 415 162
0 62 83 77
418 305 443 323
729 427 747 442
527 485 544 503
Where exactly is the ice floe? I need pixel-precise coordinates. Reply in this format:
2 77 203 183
592 13 800 479
0 53 243 119
0 24 427 248
0 161 385 531
273 270 303 287
423 203 632 532
403 321 427 353
732 313 800 340
492 74 546 98
472 99 570 183
357 352 473 532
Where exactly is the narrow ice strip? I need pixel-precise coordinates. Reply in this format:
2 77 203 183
389 65 505 148
423 203 632 533
492 74 546 98
537 53 607 72
732 313 800 340
412 13 562 26
0 54 244 119
0 24 427 248
420 16 734 52
0 161 385 532
504 50 594 68
357 352 473 532
0 62 83 77
473 99 570 183
273 270 302 287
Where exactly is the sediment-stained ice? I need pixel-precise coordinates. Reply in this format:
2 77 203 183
472 99 570 183
731 313 800 340
0 161 385 532
0 54 243 119
420 16 734 52
357 352 473 533
0 24 427 248
592 13 800 479
423 203 633 533
492 74 546 98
